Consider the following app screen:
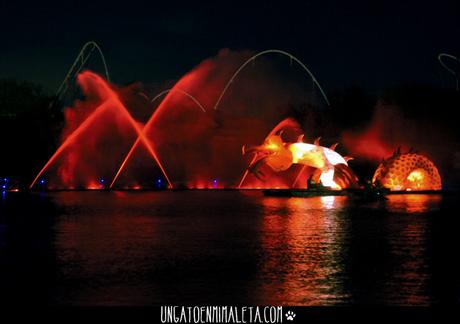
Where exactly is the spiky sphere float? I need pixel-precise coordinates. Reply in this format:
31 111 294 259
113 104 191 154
372 152 442 191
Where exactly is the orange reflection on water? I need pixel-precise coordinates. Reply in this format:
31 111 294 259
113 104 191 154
255 196 349 305
385 194 442 213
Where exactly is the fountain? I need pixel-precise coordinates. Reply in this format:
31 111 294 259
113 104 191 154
30 49 350 190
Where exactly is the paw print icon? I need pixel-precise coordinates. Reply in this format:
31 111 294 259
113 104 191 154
285 310 296 321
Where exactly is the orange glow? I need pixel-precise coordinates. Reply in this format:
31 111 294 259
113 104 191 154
385 194 442 213
288 143 327 168
319 169 341 189
373 153 442 191
238 118 301 188
406 169 426 190
242 133 354 189
258 196 347 304
87 180 103 190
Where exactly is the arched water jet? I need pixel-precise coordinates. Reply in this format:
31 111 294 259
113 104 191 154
54 41 110 105
150 89 206 113
438 53 460 91
35 50 329 190
109 88 207 189
228 50 330 188
112 49 329 189
213 49 330 110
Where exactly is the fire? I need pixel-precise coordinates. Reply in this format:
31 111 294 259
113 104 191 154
373 152 442 191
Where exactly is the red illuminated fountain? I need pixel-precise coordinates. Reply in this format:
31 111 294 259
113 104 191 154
30 49 359 190
109 88 207 189
30 71 172 189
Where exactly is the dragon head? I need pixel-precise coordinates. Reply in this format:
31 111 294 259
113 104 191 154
243 134 294 180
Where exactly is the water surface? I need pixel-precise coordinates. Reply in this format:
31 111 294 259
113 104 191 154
1 191 459 306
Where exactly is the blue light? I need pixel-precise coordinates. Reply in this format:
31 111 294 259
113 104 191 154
156 178 163 188
2 185 6 189
3 178 8 182
99 178 105 184
40 179 45 185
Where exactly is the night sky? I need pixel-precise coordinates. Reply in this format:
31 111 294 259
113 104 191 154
1 0 459 93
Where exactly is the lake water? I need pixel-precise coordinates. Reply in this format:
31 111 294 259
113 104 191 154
1 190 459 306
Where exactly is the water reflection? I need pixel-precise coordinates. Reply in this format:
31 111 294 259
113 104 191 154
256 196 350 305
383 214 432 305
0 191 457 306
50 191 267 305
320 196 337 209
52 192 163 305
378 194 440 305
385 194 442 213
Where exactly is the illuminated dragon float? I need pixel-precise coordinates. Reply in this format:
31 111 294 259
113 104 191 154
243 132 359 189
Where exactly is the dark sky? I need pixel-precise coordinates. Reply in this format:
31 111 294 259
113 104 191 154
1 0 459 93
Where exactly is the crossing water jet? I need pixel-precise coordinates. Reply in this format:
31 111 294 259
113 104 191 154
109 89 207 189
31 49 332 190
30 72 173 189
116 49 330 189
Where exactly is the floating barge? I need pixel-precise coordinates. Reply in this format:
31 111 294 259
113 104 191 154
263 188 345 197
263 187 442 199
263 186 389 200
